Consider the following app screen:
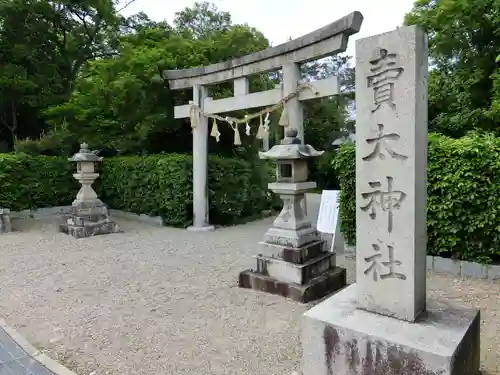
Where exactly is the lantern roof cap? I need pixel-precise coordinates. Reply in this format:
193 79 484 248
68 142 103 162
259 128 324 160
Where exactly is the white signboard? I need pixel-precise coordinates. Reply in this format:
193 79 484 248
316 190 344 253
317 190 340 234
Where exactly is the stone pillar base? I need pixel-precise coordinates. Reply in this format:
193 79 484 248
186 224 215 232
239 240 347 303
302 284 480 375
59 204 120 239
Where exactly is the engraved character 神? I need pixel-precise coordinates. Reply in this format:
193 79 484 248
360 176 406 232
366 48 404 112
364 240 406 281
363 123 408 161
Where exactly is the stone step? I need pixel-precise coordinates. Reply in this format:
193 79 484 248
238 266 346 303
59 219 120 238
264 226 320 248
255 252 335 285
259 240 325 264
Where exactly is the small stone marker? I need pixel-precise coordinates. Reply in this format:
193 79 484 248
302 25 480 375
355 25 427 322
0 208 11 233
316 190 344 254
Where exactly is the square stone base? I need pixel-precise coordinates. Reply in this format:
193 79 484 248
302 284 480 375
59 204 120 238
239 267 346 303
59 220 120 238
264 227 320 248
259 240 325 264
255 252 336 284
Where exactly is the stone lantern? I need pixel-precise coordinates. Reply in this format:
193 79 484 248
59 142 119 238
239 128 346 302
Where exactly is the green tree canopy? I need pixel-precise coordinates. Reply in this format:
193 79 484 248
31 2 273 155
405 0 500 137
0 0 128 146
2 1 353 156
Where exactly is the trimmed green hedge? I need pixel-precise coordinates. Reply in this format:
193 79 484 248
96 154 276 226
0 153 275 226
309 151 340 191
332 146 356 245
0 153 78 210
333 132 500 264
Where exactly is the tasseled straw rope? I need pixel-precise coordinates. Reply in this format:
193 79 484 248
255 114 265 140
188 83 317 144
210 118 221 142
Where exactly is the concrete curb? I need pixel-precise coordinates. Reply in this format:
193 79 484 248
0 318 76 375
108 209 163 226
342 249 500 281
10 206 72 219
427 255 500 280
10 206 164 226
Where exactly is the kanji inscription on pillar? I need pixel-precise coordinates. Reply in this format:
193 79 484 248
355 26 428 322
363 239 406 282
362 124 407 161
360 176 407 233
367 48 404 113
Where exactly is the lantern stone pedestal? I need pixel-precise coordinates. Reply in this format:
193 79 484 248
238 129 346 303
59 143 119 238
60 203 119 238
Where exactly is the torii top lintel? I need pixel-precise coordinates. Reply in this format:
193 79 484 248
164 11 363 90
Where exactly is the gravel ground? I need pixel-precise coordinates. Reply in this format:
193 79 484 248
0 209 498 375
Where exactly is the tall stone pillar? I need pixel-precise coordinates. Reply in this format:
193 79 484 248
188 85 214 232
302 26 480 375
282 63 304 145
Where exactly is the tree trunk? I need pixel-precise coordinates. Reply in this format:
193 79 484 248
10 99 17 138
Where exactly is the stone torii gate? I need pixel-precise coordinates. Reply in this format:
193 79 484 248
164 11 363 231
